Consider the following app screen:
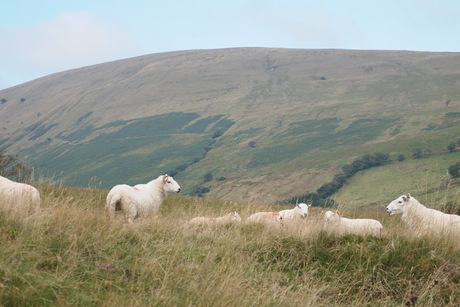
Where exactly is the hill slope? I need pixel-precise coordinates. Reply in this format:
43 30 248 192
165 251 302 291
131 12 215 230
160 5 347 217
0 48 459 205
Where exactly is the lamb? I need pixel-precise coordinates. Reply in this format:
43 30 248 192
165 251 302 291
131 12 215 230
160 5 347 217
323 210 383 237
187 212 242 225
106 174 181 223
0 175 40 214
386 194 460 237
279 203 311 221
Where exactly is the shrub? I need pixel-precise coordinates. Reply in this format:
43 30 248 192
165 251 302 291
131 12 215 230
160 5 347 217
190 185 210 197
412 148 423 159
448 162 460 178
203 172 213 182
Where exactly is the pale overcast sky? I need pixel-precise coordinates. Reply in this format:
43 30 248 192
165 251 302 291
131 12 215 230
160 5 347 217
1 0 459 89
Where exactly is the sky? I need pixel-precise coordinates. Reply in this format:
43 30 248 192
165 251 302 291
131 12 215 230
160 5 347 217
1 0 460 89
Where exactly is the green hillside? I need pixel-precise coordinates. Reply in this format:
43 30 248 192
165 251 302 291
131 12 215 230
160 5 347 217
0 48 459 207
334 151 460 209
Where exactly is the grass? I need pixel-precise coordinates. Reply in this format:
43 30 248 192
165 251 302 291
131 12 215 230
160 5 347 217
1 184 460 306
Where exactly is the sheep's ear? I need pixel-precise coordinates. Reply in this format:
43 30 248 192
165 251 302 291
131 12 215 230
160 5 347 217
308 204 312 208
407 193 411 199
403 195 409 202
162 175 169 183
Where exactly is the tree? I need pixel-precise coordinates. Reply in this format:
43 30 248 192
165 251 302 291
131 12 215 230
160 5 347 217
448 163 460 179
190 185 210 197
397 154 406 162
333 173 348 185
0 150 33 182
447 142 457 152
317 182 342 199
203 172 213 182
412 148 423 159
342 163 356 178
212 130 224 138
373 152 390 165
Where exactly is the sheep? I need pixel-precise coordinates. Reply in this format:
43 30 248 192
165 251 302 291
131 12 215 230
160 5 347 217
323 210 383 237
247 211 283 224
106 174 181 223
279 203 311 221
386 194 460 237
0 175 40 214
186 212 242 225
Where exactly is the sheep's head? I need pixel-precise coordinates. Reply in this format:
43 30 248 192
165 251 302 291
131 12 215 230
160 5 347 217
386 194 411 216
162 174 181 193
297 203 311 218
324 210 340 222
231 212 242 222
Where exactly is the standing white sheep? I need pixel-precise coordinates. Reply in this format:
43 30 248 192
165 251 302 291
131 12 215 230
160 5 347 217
0 175 40 214
186 212 242 225
106 174 181 223
386 194 460 237
323 210 383 237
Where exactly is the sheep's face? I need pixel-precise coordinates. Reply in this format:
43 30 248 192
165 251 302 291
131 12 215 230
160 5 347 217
297 203 311 218
324 210 339 222
162 175 181 193
231 212 242 222
386 195 410 215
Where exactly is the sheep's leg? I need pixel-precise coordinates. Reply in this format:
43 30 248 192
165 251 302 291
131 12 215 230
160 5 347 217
107 201 118 220
125 203 137 224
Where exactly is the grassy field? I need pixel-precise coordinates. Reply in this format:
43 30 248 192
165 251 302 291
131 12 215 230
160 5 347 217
1 184 460 306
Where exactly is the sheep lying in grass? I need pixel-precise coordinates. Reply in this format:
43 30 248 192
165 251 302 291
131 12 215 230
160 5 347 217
0 175 40 214
323 210 383 237
247 203 311 225
106 174 181 223
187 212 242 225
279 203 311 221
386 194 460 237
247 211 283 224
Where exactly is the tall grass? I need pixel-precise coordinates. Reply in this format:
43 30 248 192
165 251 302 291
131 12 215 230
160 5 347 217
1 185 459 306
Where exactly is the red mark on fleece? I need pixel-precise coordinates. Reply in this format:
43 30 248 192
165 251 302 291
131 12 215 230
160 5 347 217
132 186 140 191
270 212 280 216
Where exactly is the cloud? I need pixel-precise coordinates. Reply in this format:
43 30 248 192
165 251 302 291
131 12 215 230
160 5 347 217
0 11 141 88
